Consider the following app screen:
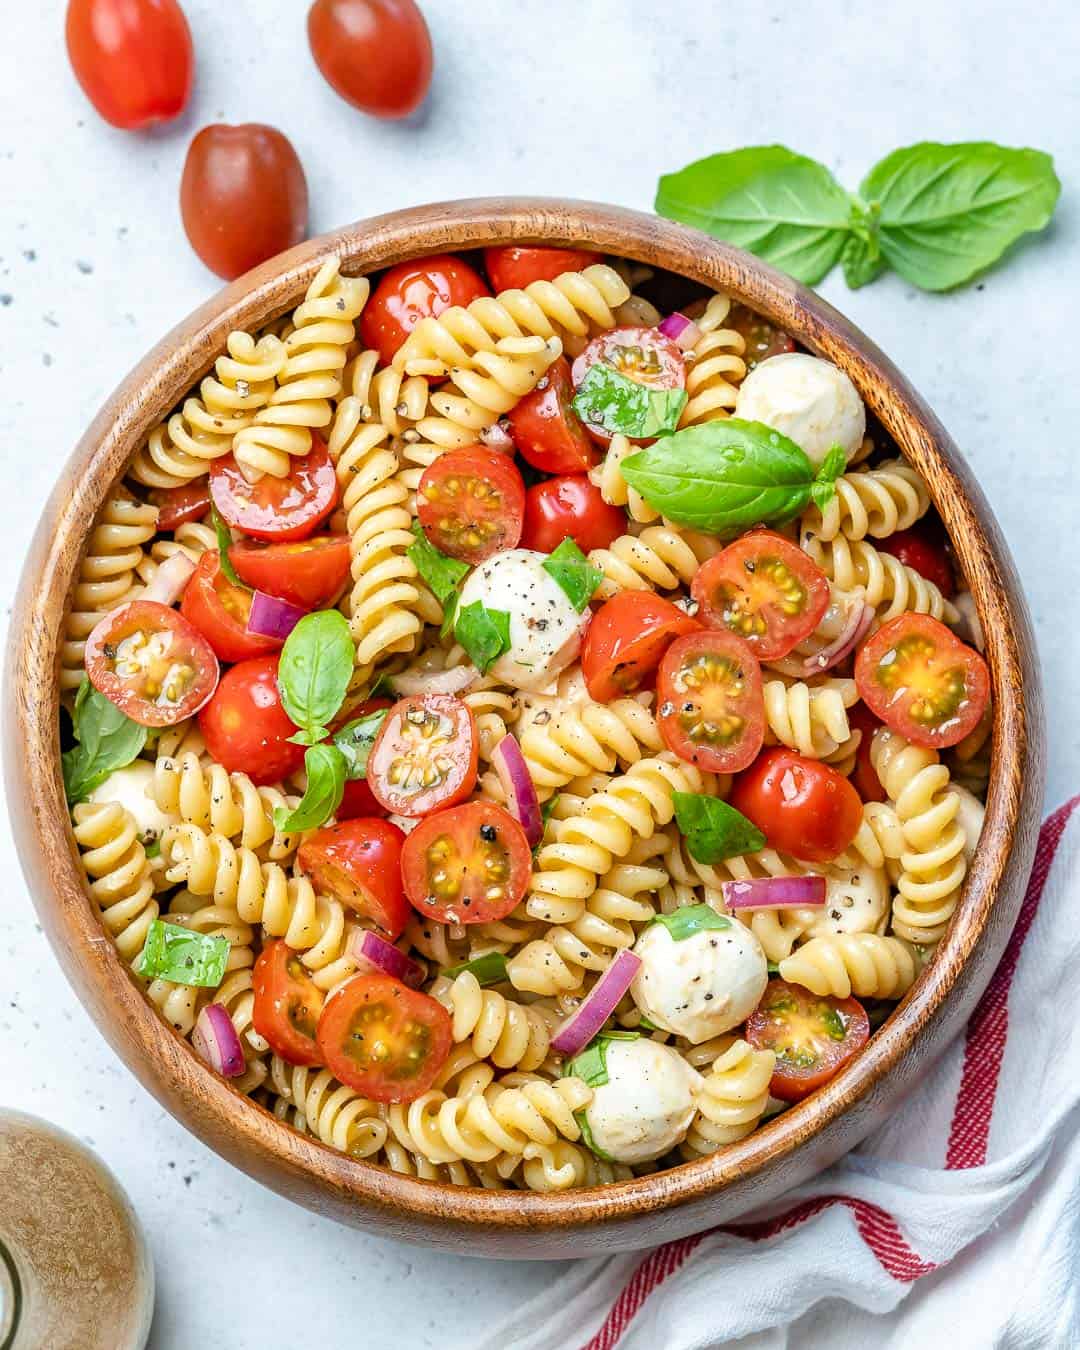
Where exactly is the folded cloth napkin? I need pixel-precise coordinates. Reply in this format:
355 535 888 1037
481 796 1080 1350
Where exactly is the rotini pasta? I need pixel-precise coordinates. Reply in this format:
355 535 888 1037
779 933 919 1000
801 533 959 625
800 459 931 542
679 293 748 427
681 1039 775 1155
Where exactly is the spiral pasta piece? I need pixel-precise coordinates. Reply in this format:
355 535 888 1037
762 677 858 759
838 799 905 871
435 972 551 1071
211 969 270 1091
519 694 662 798
520 1139 633 1191
801 533 959 625
801 459 931 542
589 433 661 524
588 525 701 600
269 1056 388 1158
343 346 428 437
71 801 159 963
413 340 563 447
779 933 919 1000
681 1039 775 1156
679 293 748 427
150 750 299 858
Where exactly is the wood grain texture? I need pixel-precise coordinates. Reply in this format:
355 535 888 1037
2 200 1045 1257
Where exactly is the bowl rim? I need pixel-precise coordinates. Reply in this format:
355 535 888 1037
5 198 1044 1237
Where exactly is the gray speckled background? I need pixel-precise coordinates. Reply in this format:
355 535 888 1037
0 2 1076 1345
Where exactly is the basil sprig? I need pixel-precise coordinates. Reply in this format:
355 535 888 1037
673 792 765 863
442 951 509 986
542 538 603 613
332 707 390 780
572 363 687 439
135 920 229 987
277 610 354 746
454 601 511 674
210 505 248 590
62 678 148 804
656 141 1059 291
651 904 732 942
272 743 347 833
620 420 844 535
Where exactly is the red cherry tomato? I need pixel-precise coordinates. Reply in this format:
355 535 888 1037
307 0 433 120
65 0 193 130
746 979 869 1102
367 695 478 817
878 523 955 599
85 600 219 728
657 631 764 773
848 702 886 804
729 748 862 862
855 613 989 750
402 802 532 925
724 303 797 370
252 940 324 1067
180 551 282 663
417 447 525 564
521 475 625 555
299 818 409 939
180 124 308 281
360 256 490 366
149 481 210 532
582 592 701 703
692 530 830 661
316 974 451 1103
229 535 351 610
209 439 337 543
506 357 598 475
483 247 603 293
571 327 686 446
198 654 306 785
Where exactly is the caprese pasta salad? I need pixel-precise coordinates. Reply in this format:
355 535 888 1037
63 244 991 1190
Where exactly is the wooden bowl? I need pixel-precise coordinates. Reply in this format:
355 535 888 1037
5 200 1045 1257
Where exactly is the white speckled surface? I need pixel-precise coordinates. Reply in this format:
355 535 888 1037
0 2 1076 1346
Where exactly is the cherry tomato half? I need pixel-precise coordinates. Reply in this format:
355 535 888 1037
229 535 351 611
729 748 862 863
692 530 830 661
582 592 701 703
316 973 451 1103
308 0 433 120
367 695 478 817
571 327 686 446
209 439 337 543
402 802 532 925
657 631 764 773
855 613 990 750
66 0 193 131
506 357 598 475
360 255 490 366
746 978 869 1102
724 303 797 370
149 481 210 532
85 600 219 728
521 475 625 555
848 702 886 804
180 124 308 281
299 818 408 939
252 940 324 1067
180 551 282 663
483 247 603 293
198 654 306 785
878 523 955 599
417 447 525 564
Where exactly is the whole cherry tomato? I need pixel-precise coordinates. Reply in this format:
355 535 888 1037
66 0 193 130
521 475 625 555
308 0 433 120
180 124 308 280
198 654 306 785
730 748 863 863
483 247 603 293
878 522 955 598
360 255 489 366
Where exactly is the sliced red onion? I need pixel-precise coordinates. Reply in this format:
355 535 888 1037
389 663 479 697
658 311 702 352
140 551 195 607
192 1003 246 1078
247 590 307 641
479 420 515 453
800 599 875 675
346 927 425 988
722 875 827 910
551 949 642 1058
490 734 542 847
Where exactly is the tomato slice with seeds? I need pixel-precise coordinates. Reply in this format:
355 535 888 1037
507 356 599 474
582 592 702 703
571 326 686 446
85 600 219 727
656 630 764 773
180 550 282 663
252 939 325 1067
692 530 830 661
483 246 604 293
855 613 989 750
229 534 351 610
366 694 478 817
149 481 210 531
298 818 409 940
316 973 452 1103
729 748 863 863
416 446 525 564
746 978 869 1102
209 438 338 542
723 303 797 370
401 801 532 925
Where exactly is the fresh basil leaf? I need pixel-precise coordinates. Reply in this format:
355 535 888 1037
439 588 460 640
367 671 395 701
135 920 229 987
442 951 509 986
673 792 766 863
656 146 854 285
840 227 886 290
454 601 511 675
541 538 603 613
145 839 162 859
651 904 732 942
210 506 248 590
571 363 687 440
565 1031 640 1089
636 1013 661 1032
61 679 148 805
333 708 389 780
407 522 470 606
574 1108 615 1163
808 445 847 512
861 142 1060 291
272 744 346 833
278 610 354 745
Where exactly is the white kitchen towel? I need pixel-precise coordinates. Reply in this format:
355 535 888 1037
482 795 1080 1350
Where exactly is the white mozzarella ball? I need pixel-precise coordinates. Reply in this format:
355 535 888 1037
630 919 768 1043
734 352 866 467
87 761 175 847
583 1039 703 1165
804 866 890 939
456 549 590 693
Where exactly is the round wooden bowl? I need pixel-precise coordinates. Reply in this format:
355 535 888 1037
5 200 1045 1258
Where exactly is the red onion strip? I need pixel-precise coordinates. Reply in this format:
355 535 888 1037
490 734 543 847
346 928 425 989
247 590 307 641
140 551 195 607
658 311 702 352
551 949 642 1058
722 875 827 911
800 599 875 676
192 1003 246 1078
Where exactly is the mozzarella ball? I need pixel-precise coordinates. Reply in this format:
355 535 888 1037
87 761 175 847
803 866 890 939
456 549 590 692
630 920 768 1043
734 353 866 467
583 1039 703 1164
